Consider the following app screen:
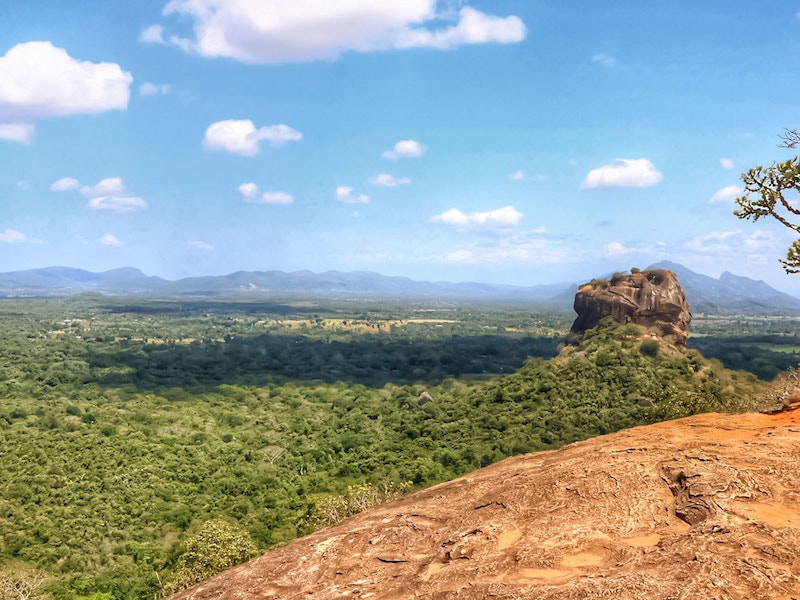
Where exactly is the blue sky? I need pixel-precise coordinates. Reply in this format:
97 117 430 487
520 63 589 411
2 1 800 293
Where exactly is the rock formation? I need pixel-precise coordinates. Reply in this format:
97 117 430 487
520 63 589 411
168 404 800 600
571 269 691 346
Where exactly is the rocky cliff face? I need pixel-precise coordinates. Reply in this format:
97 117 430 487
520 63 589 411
571 269 691 346
168 404 800 600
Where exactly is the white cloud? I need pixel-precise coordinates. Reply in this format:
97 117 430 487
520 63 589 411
591 53 617 67
16 180 30 191
580 158 663 189
510 170 524 181
257 191 294 204
720 158 735 169
188 240 213 250
88 196 147 212
430 205 523 231
0 41 132 143
336 186 369 204
99 233 123 247
203 119 302 156
80 177 125 196
50 176 146 212
139 24 166 44
239 182 293 204
140 82 172 96
153 1 524 64
0 122 34 143
371 173 411 187
0 228 27 243
382 139 424 159
50 177 80 192
238 182 259 199
392 7 526 50
682 230 780 262
605 241 633 256
709 185 742 204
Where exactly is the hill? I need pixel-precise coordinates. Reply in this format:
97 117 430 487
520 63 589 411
168 403 800 600
2 264 800 314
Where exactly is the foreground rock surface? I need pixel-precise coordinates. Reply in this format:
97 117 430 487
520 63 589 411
170 406 800 600
571 269 692 345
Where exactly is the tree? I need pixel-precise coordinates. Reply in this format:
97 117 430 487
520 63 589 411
0 565 48 600
162 519 257 595
734 129 800 272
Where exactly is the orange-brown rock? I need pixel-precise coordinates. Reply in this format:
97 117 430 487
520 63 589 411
169 404 800 600
571 269 692 346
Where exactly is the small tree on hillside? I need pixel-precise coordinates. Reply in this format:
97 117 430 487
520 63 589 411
734 129 800 272
163 519 257 595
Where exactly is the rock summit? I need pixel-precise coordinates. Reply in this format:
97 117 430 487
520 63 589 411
570 269 692 346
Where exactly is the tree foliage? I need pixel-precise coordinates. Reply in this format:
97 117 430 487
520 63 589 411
734 129 800 272
163 520 256 595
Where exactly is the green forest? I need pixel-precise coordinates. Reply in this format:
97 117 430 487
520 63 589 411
0 295 795 598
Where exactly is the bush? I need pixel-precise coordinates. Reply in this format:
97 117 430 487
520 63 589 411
639 339 660 357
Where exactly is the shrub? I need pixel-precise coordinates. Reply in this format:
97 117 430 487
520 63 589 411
639 339 660 357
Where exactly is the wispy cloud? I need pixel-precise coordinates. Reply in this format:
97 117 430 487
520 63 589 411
720 158 735 170
336 186 369 204
591 53 618 68
709 185 742 204
139 82 172 96
0 228 28 243
238 182 293 204
99 233 123 247
50 176 147 212
370 173 411 187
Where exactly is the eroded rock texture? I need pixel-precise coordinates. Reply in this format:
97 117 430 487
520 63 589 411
169 405 800 600
571 269 692 346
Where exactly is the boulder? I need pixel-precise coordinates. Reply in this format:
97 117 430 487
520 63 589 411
570 269 691 345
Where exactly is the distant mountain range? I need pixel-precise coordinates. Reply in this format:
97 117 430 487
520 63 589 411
1 262 800 315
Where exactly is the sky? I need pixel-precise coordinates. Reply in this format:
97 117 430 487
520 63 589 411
2 1 800 294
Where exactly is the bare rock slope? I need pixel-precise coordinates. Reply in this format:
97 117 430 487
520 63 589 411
571 269 692 346
170 405 800 600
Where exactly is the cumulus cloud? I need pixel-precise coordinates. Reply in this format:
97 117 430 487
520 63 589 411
0 228 27 243
591 53 617 67
0 41 132 143
238 182 293 204
50 177 80 192
430 205 523 231
336 186 369 204
238 182 259 199
371 173 411 187
150 1 525 64
709 185 743 204
580 158 663 189
203 119 302 156
720 158 734 169
99 233 123 247
51 176 146 212
188 240 213 250
140 82 171 96
382 139 424 159
81 177 125 196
